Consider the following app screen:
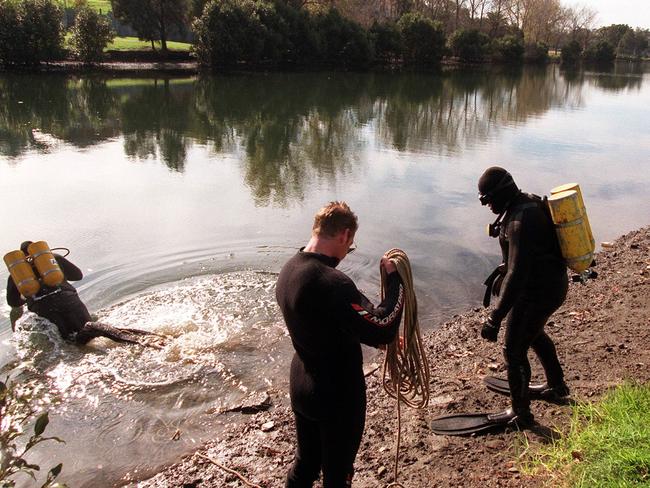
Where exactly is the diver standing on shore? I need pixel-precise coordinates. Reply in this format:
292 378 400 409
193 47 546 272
6 241 154 345
276 201 404 487
478 167 570 427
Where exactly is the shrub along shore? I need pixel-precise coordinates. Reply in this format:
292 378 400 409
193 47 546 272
1 0 647 70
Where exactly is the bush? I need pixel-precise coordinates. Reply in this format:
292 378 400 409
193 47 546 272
312 8 372 67
491 35 524 63
193 0 267 67
397 13 446 65
584 40 615 63
69 6 115 63
560 39 582 65
254 0 318 65
0 0 64 65
523 41 548 63
449 29 490 62
369 21 402 62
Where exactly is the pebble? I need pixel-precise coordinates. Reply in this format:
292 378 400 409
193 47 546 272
261 421 275 432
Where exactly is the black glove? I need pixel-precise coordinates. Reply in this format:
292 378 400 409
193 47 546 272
481 317 500 342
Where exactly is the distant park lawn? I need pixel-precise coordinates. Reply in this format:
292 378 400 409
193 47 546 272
58 0 111 12
106 37 192 52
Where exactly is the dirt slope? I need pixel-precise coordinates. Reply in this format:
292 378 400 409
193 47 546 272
138 226 650 488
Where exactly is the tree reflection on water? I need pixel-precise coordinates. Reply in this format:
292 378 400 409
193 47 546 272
0 63 644 204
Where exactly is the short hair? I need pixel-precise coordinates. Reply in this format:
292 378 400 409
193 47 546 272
312 201 358 238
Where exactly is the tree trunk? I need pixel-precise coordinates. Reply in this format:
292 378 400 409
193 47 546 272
159 0 168 53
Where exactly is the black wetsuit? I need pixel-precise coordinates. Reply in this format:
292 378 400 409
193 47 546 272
276 250 404 488
6 255 140 344
491 192 568 416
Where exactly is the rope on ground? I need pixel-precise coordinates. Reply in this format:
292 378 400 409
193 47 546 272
197 453 263 488
380 248 430 488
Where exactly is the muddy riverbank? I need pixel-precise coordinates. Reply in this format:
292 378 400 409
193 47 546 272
138 226 650 488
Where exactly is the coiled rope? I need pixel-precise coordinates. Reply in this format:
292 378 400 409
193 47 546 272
380 249 430 488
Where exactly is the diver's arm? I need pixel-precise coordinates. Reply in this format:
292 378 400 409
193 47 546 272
55 255 83 281
490 219 532 324
339 271 404 347
9 307 23 332
6 276 26 307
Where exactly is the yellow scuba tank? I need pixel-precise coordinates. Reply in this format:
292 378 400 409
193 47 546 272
3 250 41 297
27 241 64 287
550 183 595 249
547 185 595 273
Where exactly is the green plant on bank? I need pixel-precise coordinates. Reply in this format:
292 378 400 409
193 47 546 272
69 4 115 62
520 383 650 487
0 0 64 65
106 36 191 51
449 28 491 62
397 12 446 65
491 35 524 63
0 379 66 488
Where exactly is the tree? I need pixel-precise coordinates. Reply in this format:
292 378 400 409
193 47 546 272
584 39 615 63
397 12 446 64
491 34 524 63
560 39 581 64
192 0 266 66
617 29 649 59
369 21 402 62
110 0 189 52
449 28 490 62
0 0 64 65
312 8 373 67
69 6 115 63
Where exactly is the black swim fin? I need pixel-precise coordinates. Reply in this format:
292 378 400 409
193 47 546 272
483 376 569 401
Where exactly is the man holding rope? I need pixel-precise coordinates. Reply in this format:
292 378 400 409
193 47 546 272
276 201 405 488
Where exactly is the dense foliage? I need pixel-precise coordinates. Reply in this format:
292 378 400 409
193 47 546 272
491 35 524 63
397 13 446 65
523 41 549 63
449 29 490 62
69 6 115 63
369 21 402 62
0 0 64 65
584 40 615 64
560 39 582 65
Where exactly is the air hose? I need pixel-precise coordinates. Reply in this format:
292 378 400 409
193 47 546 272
380 249 430 488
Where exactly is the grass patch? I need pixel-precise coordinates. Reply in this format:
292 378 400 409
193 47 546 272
105 78 195 88
106 36 192 52
520 383 650 487
57 0 111 12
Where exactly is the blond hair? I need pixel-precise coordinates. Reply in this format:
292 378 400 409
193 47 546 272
312 201 358 238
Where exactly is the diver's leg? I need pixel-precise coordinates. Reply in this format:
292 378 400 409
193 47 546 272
503 301 540 424
286 411 321 487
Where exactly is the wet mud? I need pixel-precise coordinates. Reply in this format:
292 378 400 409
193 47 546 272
138 226 650 488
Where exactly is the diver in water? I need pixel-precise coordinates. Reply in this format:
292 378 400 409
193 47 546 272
479 167 570 427
7 241 154 346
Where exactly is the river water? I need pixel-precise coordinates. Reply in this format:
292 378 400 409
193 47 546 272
1 64 649 486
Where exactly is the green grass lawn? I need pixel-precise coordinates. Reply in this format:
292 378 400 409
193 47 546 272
57 0 111 12
106 37 192 52
521 383 650 487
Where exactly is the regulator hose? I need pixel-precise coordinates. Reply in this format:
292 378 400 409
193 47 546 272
380 248 430 488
